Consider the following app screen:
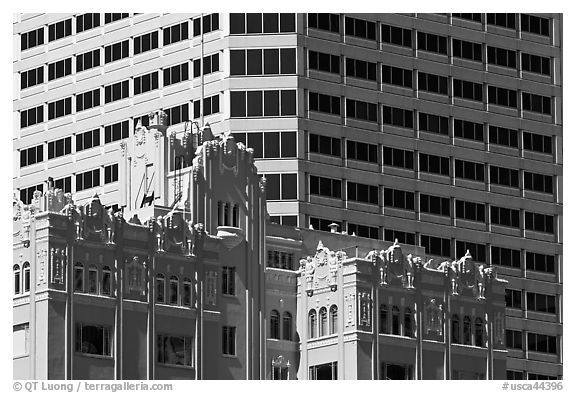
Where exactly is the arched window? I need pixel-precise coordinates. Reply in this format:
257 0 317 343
392 306 400 335
183 278 192 307
282 312 292 341
451 315 460 344
404 308 413 337
270 310 280 339
474 317 484 348
329 305 338 335
88 265 98 294
23 262 31 293
308 309 317 339
463 316 472 345
102 266 112 296
13 265 21 295
156 274 165 303
379 304 389 334
169 276 179 305
74 263 84 292
319 307 328 336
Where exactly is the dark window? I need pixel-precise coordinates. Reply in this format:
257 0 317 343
523 92 552 115
421 194 450 216
526 252 555 274
230 90 296 118
384 147 414 170
505 289 522 308
507 330 523 350
417 32 447 55
524 172 553 194
347 182 379 205
491 206 520 228
419 153 449 176
345 16 376 40
418 72 448 95
21 27 44 51
455 159 484 182
487 46 517 68
222 326 236 355
48 19 72 42
163 63 188 86
384 188 414 210
527 292 556 314
521 14 550 36
453 79 483 101
454 119 483 141
193 13 219 36
104 80 129 103
20 106 44 128
104 164 118 184
76 88 100 112
104 13 128 24
270 310 280 339
489 125 518 148
264 174 298 200
20 145 44 167
19 184 43 205
309 217 342 233
163 21 189 46
20 66 44 89
48 58 72 81
230 13 295 34
309 362 338 380
382 65 412 88
76 13 100 33
382 105 413 128
76 129 100 152
200 53 219 75
75 323 112 356
280 48 296 74
507 371 524 380
54 176 71 193
346 57 377 81
525 211 554 234
486 13 516 29
453 39 482 62
222 266 236 295
347 140 377 163
308 50 340 74
491 246 521 268
527 333 556 354
47 137 72 160
522 53 551 75
104 40 129 63
308 13 340 33
310 175 341 199
76 169 100 191
77 49 100 72
523 132 552 154
193 94 220 118
104 120 129 143
309 92 340 116
164 103 189 126
157 334 192 366
348 223 379 239
156 275 165 303
381 24 412 47
384 229 416 245
421 235 451 258
490 166 519 188
451 316 461 343
452 14 482 22
247 14 262 34
310 134 340 157
456 241 486 262
134 71 159 95
527 374 559 381
48 97 72 120
134 31 159 55
230 14 246 34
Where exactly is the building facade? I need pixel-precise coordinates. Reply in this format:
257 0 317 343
13 13 562 379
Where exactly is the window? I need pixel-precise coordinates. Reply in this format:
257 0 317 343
526 252 555 274
487 86 518 108
527 292 556 314
507 370 524 380
193 13 219 36
102 266 112 296
418 72 448 95
310 175 341 199
463 316 472 345
417 32 447 55
455 159 484 182
76 129 100 152
491 206 520 228
21 27 44 51
454 119 483 141
404 308 413 337
104 80 129 103
165 103 189 126
54 176 71 193
451 315 460 343
384 229 416 245
77 49 100 72
230 13 295 34
21 66 44 89
74 263 84 292
283 312 293 340
379 305 389 334
456 241 486 262
347 182 379 205
521 14 550 36
345 16 376 40
453 79 483 101
76 13 100 33
309 92 340 116
487 13 516 29
392 306 400 335
524 172 553 194
347 223 379 239
104 13 129 24
157 334 193 366
421 235 451 258
230 48 295 76
382 24 412 47
48 136 72 160
346 99 377 122
309 362 338 380
308 50 340 74
13 265 21 295
22 262 30 293
104 40 129 63
421 194 450 216
489 125 518 148
104 120 129 143
382 65 413 88
133 31 159 55
524 132 552 154
19 184 43 205
488 46 517 68
168 276 179 305
419 153 449 176
523 92 552 115
528 374 559 380
474 318 484 347
453 39 482 62
346 57 376 81
13 324 29 357
163 21 188 46
525 211 554 234
527 333 556 354
309 217 342 233
381 363 413 380
491 246 521 268
347 140 377 163
269 310 280 339
76 169 100 191
193 53 219 77
384 147 414 170
48 97 72 120
155 274 165 303
48 19 72 42
230 89 296 117
222 266 236 295
20 106 44 128
383 105 413 128
319 307 328 336
522 53 551 75
235 131 296 158
20 145 43 167
490 166 519 188
272 363 289 380
182 278 192 307
264 173 297 200
384 188 414 210
507 329 523 350
75 323 112 356
308 13 340 33
163 63 188 87
134 71 158 95
76 88 100 112
88 265 98 294
310 134 340 157
269 215 298 227
505 289 522 309
308 309 317 338
104 164 118 184
452 13 482 22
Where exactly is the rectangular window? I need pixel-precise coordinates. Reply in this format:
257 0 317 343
384 229 416 245
382 65 412 88
381 24 412 47
491 206 520 228
348 223 379 240
76 88 100 112
48 18 72 42
193 94 220 118
524 172 553 194
48 97 72 120
384 188 414 210
382 105 412 128
309 92 340 116
452 13 482 23
264 173 297 200
310 175 341 199
523 92 552 115
523 131 552 154
525 211 554 234
308 50 340 74
157 334 193 367
222 266 236 296
455 159 484 182
419 153 449 176
309 362 338 380
488 46 517 68
308 13 340 33
527 292 556 314
235 131 295 158
348 182 379 205
54 176 71 193
508 371 524 380
104 40 129 63
21 106 44 128
418 72 448 95
222 326 236 356
193 13 219 36
490 165 519 188
104 164 118 184
345 16 376 40
196 53 219 76
310 134 340 157
521 14 550 36
230 89 296 118
487 13 516 29
76 13 100 33
77 49 100 72
453 79 483 102
506 330 523 350
347 140 377 163
104 13 129 24
47 137 72 160
230 13 295 34
309 217 342 233
48 58 72 81
76 169 100 191
267 251 294 270
527 374 559 381
489 125 518 148
421 194 450 216
134 31 159 55
231 48 295 76
165 103 189 126
454 119 483 141
522 53 551 75
104 120 129 143
506 289 522 308
163 21 188 46
134 71 159 95
20 184 43 205
421 235 451 258
456 241 486 262
527 333 556 354
417 32 447 55
21 27 44 51
20 144 43 167
21 66 44 89
346 57 376 81
453 39 482 62
104 80 129 103
383 147 414 170
13 324 30 357
491 246 521 268
75 323 112 356
526 252 555 274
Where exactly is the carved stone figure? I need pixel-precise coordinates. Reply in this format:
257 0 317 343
425 298 443 335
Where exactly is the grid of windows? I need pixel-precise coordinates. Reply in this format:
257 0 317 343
48 137 72 160
193 53 219 77
165 104 189 126
105 13 129 24
506 289 522 308
163 63 188 86
491 206 520 228
20 185 43 205
54 176 71 193
507 329 523 350
527 292 556 314
382 65 412 88
48 58 72 81
222 326 236 356
222 266 236 296
487 13 516 29
521 14 550 36
524 132 552 154
417 32 447 54
455 159 484 182
309 217 342 233
527 333 556 354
